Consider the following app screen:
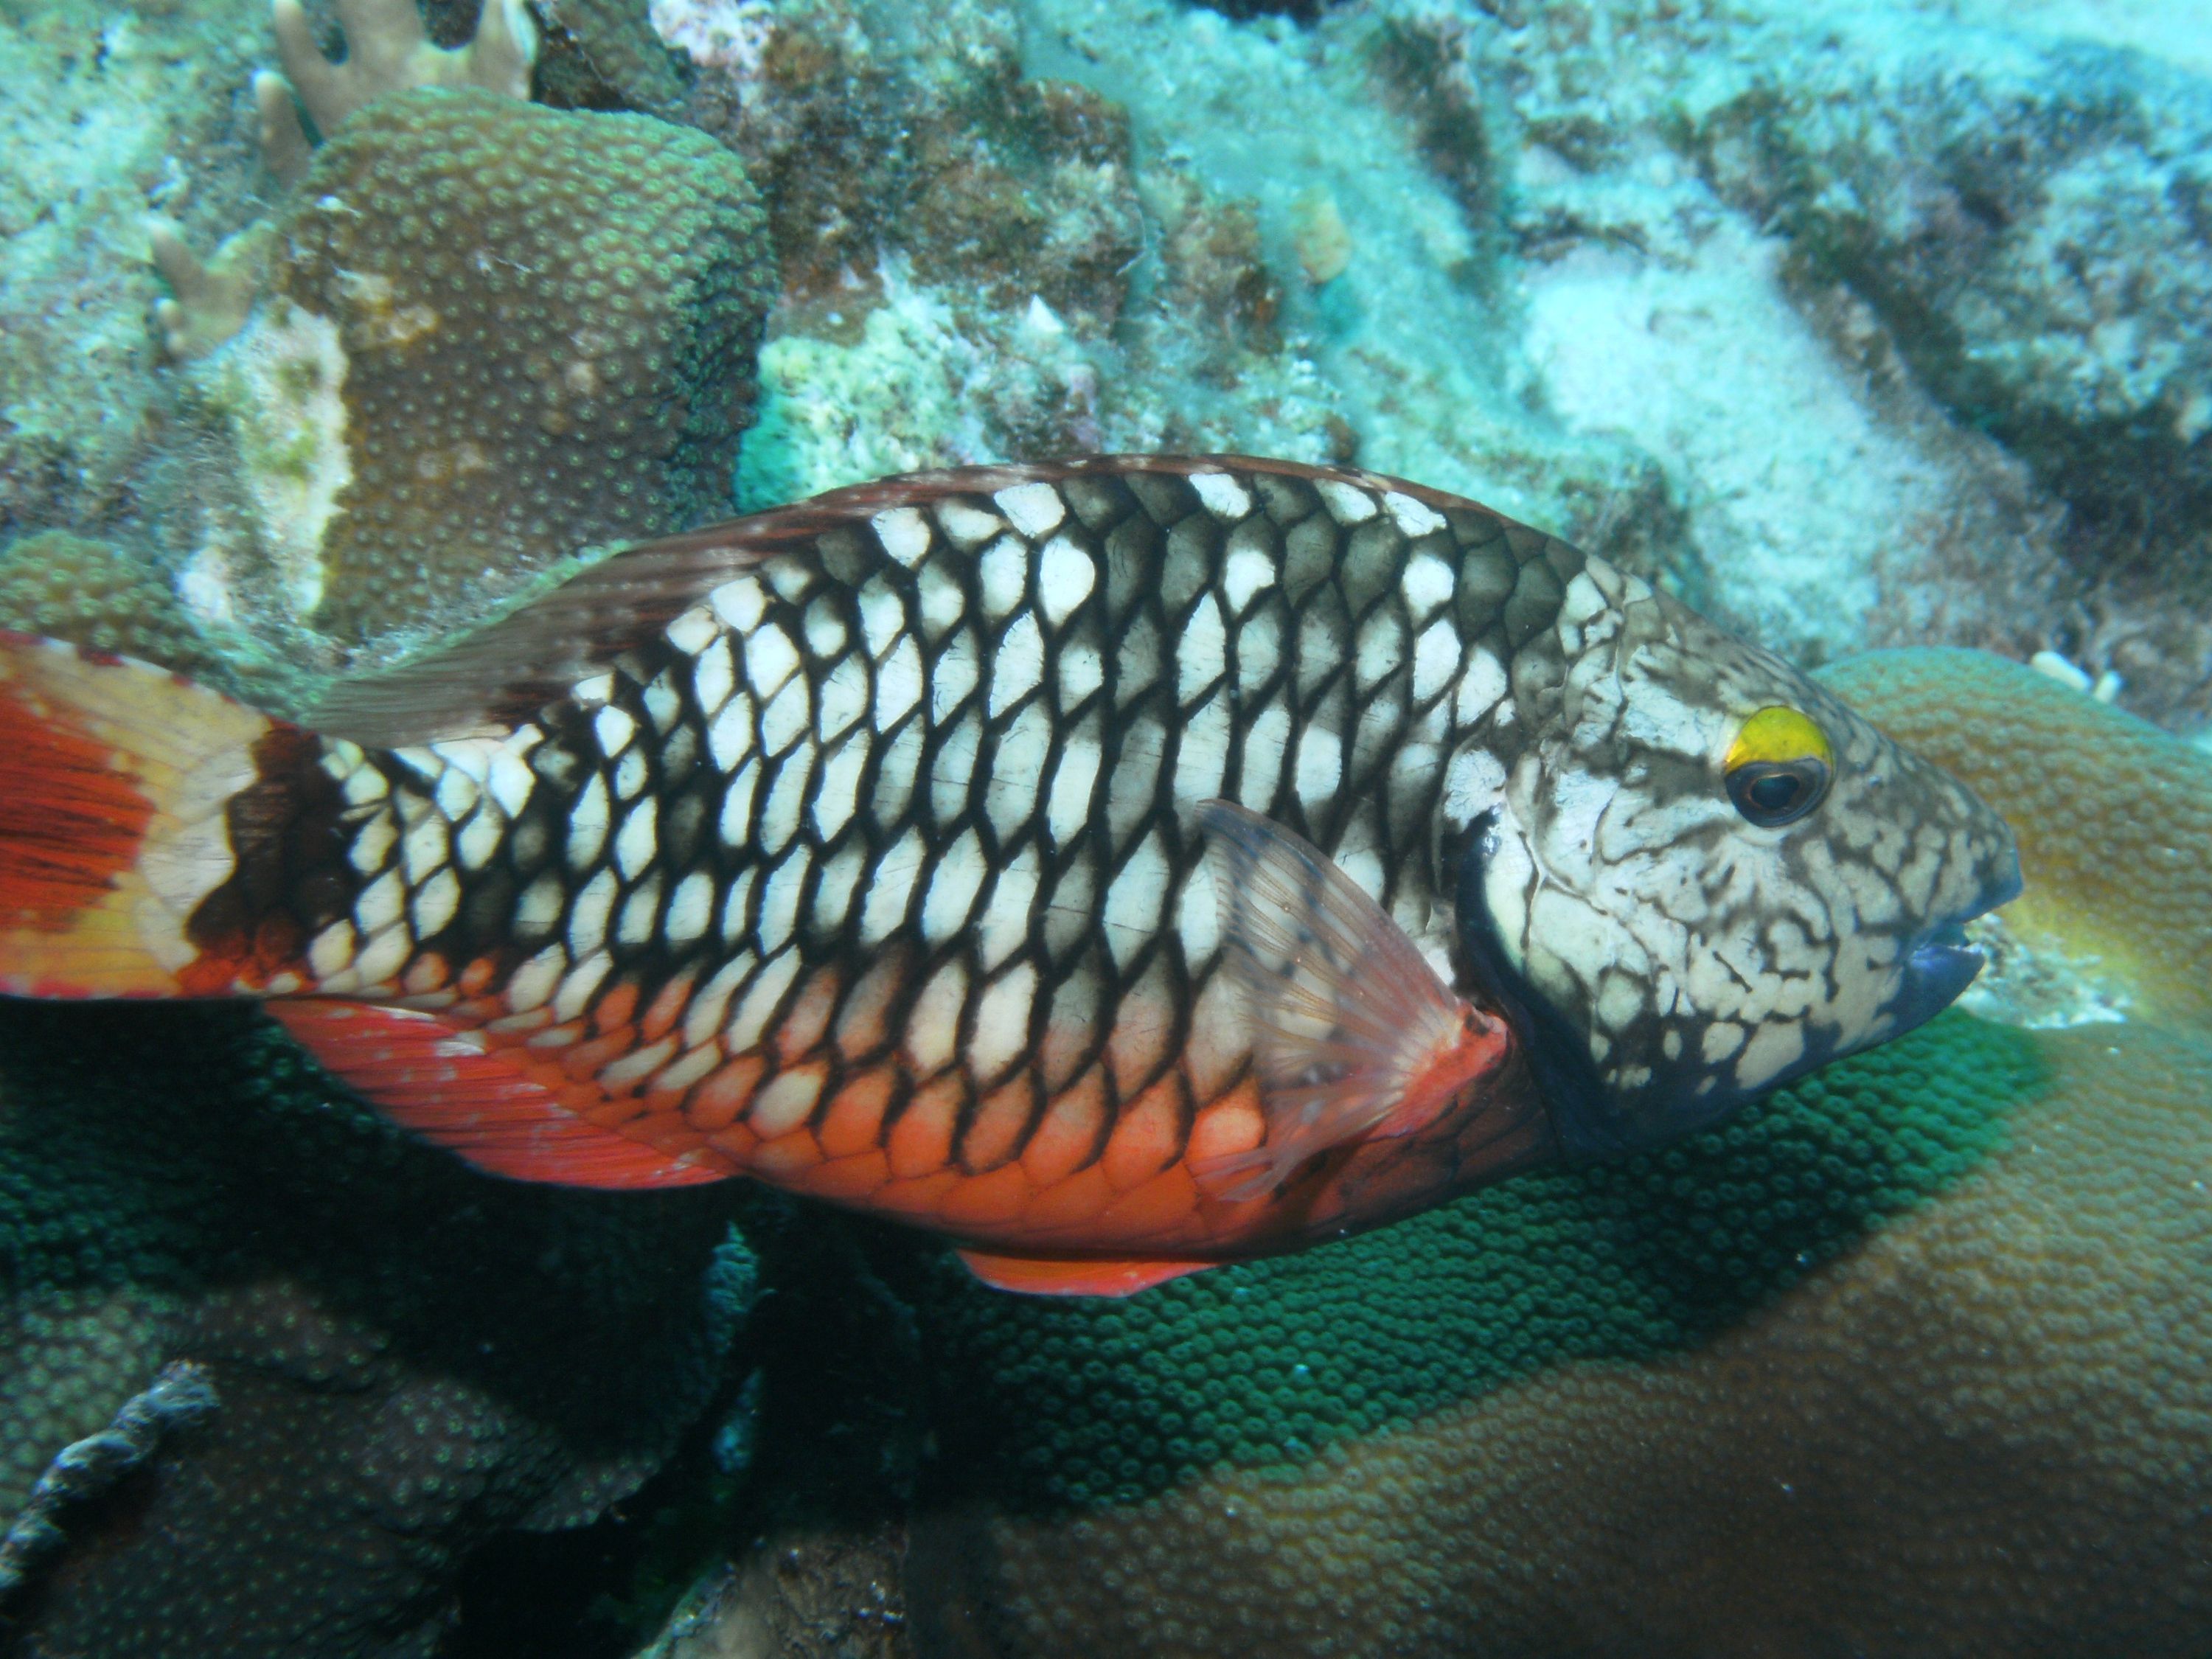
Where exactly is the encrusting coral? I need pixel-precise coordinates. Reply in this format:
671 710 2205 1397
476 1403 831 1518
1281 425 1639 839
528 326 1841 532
0 247 769 1653
905 1022 2212 1658
0 1004 753 1659
532 0 695 119
153 0 540 362
0 532 226 681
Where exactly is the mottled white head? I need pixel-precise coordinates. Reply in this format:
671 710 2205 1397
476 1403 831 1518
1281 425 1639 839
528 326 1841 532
1450 561 2021 1158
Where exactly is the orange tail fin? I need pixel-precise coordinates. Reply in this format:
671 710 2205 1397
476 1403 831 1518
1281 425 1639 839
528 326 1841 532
0 633 275 999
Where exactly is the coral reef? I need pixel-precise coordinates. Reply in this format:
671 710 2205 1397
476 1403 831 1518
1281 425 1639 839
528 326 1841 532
904 1026 2212 1659
0 1293 178 1530
0 0 2208 1649
1468 0 2212 716
258 0 538 186
917 1012 2036 1509
0 1365 218 1600
695 0 1683 580
652 0 2212 722
0 531 225 680
533 0 692 117
0 1004 751 1658
0 3 262 546
176 85 771 654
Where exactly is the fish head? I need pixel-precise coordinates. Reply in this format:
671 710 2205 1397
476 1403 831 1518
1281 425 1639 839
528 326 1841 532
1449 576 2021 1158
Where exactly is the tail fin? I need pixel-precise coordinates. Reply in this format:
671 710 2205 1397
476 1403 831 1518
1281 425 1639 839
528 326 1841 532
0 633 275 999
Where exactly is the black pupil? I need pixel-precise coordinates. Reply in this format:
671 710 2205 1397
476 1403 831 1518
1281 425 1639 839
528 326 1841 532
1748 772 1802 812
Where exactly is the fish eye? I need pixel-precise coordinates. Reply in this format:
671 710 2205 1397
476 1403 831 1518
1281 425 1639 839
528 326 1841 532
1724 706 1834 828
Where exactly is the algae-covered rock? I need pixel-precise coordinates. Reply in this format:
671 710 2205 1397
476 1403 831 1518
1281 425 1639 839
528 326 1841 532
0 3 262 546
1464 0 2212 717
684 0 1687 597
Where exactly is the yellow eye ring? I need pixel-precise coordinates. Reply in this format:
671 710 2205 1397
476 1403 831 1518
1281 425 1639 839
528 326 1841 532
1725 706 1834 827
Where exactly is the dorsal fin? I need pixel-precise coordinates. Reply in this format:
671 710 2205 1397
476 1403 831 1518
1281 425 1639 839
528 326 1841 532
1194 799 1511 1201
302 456 1502 749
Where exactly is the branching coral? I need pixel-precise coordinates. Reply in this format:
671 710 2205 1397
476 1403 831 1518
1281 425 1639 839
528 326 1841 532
260 0 538 185
146 220 274 365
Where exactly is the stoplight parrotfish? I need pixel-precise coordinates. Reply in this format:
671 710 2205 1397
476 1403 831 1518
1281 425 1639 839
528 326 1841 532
0 457 2020 1295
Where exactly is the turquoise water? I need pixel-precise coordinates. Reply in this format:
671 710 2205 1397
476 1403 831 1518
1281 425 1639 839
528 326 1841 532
1 1 2208 1655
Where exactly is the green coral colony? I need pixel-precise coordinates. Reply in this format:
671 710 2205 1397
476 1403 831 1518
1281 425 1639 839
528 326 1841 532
1 0 2210 1656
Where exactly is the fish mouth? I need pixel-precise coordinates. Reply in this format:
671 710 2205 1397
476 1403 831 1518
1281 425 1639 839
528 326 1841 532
1891 854 2024 1036
1894 922 1986 1034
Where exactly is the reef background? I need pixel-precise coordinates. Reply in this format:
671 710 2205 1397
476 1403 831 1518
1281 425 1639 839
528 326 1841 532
1 0 2209 1655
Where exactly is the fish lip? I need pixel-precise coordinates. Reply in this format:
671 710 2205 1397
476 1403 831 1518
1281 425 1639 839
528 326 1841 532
1891 852 2021 1034
1896 934 1986 1027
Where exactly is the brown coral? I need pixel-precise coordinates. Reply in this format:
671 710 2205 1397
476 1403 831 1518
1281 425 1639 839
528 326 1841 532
532 0 693 118
0 532 223 680
192 85 770 650
259 0 538 186
0 1001 750 1659
908 1025 2212 1659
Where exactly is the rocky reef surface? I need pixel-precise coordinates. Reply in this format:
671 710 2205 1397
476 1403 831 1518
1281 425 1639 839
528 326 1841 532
4 0 2211 717
0 0 2208 1654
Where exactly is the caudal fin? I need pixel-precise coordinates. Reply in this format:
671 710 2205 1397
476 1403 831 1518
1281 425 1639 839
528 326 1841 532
0 633 275 999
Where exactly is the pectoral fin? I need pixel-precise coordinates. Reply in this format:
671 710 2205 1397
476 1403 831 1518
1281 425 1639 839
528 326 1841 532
1194 799 1509 1202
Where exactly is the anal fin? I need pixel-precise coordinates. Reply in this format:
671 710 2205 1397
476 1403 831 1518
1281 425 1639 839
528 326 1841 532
266 1000 726 1189
956 1248 1215 1298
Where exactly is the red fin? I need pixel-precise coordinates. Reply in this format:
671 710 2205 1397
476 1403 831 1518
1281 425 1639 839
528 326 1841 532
1194 799 1511 1202
0 658 156 930
956 1248 1215 1298
265 1000 728 1190
0 634 272 999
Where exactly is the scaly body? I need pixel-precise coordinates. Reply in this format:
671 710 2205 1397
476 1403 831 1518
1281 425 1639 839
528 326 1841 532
0 456 2019 1295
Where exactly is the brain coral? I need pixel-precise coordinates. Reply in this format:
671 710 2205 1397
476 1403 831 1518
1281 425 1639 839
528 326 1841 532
186 84 770 653
0 1002 749 1659
877 649 2212 1659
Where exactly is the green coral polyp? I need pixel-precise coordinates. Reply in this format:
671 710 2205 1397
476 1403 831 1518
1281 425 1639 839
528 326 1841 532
923 1010 2044 1508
